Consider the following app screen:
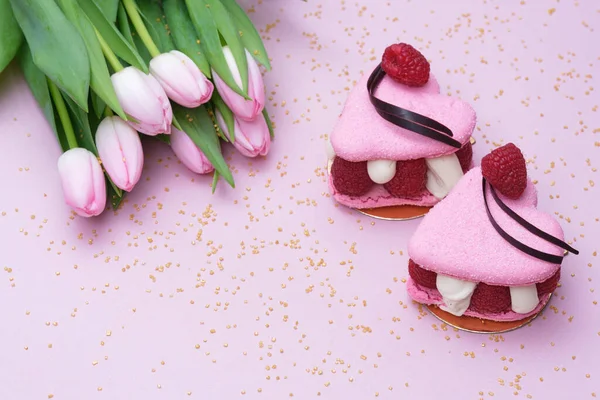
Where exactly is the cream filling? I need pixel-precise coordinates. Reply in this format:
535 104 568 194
367 159 397 184
425 154 464 200
325 137 336 161
436 275 477 317
509 285 539 314
431 275 540 316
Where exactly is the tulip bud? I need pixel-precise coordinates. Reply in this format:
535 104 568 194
150 50 214 108
57 148 107 217
213 47 265 121
216 111 270 158
111 66 173 136
170 127 214 174
95 116 144 192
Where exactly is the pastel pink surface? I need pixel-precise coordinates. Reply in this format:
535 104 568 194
406 278 549 321
408 167 564 285
331 71 476 162
1 1 597 400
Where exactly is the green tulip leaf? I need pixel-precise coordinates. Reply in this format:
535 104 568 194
219 0 271 70
263 107 274 139
76 0 148 72
185 0 248 99
211 170 219 193
107 180 125 210
136 0 175 53
0 0 23 74
91 93 106 119
57 0 126 120
211 91 235 142
173 104 234 188
17 43 60 145
95 0 119 22
62 92 97 156
163 0 210 77
117 3 135 46
87 94 103 129
154 134 171 145
119 3 152 66
9 0 90 111
204 0 248 92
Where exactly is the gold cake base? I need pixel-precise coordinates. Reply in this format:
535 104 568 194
357 205 431 221
427 294 552 334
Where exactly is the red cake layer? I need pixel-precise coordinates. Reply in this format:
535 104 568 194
331 142 473 198
407 260 560 314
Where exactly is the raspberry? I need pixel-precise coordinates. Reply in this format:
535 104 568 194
537 269 561 296
455 141 473 173
381 43 430 87
383 158 427 199
331 157 373 196
481 143 527 199
408 259 437 289
469 283 512 314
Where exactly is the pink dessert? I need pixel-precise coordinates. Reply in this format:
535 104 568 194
327 43 477 210
406 144 578 322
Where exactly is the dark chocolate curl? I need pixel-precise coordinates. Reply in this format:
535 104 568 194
482 178 578 264
367 64 462 149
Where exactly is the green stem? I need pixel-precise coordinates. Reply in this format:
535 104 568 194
47 79 78 150
123 0 161 58
96 29 124 72
104 107 114 118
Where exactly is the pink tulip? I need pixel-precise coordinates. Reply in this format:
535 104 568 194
170 127 214 174
111 66 172 136
57 148 107 217
149 50 214 108
95 116 144 192
216 111 270 158
213 47 265 121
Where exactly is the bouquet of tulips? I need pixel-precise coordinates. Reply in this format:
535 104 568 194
0 0 273 217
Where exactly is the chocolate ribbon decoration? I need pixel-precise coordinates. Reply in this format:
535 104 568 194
367 64 462 149
482 178 579 264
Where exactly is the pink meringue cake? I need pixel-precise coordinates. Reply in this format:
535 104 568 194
407 144 579 323
327 43 477 211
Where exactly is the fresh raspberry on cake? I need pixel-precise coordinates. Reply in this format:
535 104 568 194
481 143 527 199
537 269 561 296
331 157 373 196
408 259 437 289
455 141 473 173
381 43 430 87
469 283 512 314
384 159 427 199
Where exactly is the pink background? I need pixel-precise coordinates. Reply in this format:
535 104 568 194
1 0 599 398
